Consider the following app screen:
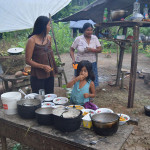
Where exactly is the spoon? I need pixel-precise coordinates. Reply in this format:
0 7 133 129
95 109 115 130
18 88 26 96
90 137 109 145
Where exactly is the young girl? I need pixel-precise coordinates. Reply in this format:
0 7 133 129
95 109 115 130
67 60 95 106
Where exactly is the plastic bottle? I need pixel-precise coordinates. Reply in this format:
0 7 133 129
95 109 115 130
133 0 140 17
12 143 22 150
143 4 149 19
103 8 108 22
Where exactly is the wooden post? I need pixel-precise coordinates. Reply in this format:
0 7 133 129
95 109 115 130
1 136 7 150
128 25 139 108
49 14 68 84
115 27 127 86
120 71 125 89
116 45 119 67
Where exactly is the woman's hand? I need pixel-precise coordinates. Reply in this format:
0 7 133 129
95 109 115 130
42 65 53 73
85 46 102 53
84 47 93 53
84 93 90 98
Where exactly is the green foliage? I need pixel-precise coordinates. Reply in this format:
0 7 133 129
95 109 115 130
145 45 150 57
140 28 150 36
0 29 31 55
54 56 63 67
51 22 74 54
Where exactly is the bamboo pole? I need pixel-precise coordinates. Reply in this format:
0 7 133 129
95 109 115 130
49 14 61 61
49 14 68 84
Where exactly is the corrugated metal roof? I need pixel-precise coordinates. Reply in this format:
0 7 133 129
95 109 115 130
58 0 150 23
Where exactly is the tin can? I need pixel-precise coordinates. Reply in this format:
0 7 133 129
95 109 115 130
39 89 45 96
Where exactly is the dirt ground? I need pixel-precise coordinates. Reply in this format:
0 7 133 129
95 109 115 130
0 52 150 150
61 52 150 150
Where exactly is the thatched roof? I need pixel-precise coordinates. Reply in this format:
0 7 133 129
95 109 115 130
59 0 150 23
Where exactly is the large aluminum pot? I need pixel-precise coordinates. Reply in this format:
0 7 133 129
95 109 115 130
17 99 41 119
91 113 119 136
110 10 128 21
35 107 54 125
52 107 82 132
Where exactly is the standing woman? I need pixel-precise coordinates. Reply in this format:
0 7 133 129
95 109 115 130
70 23 102 87
25 16 57 94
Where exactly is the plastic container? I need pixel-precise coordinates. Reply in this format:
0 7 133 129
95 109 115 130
83 120 92 129
103 8 108 22
82 114 92 129
116 35 126 40
133 0 140 17
143 4 149 19
1 92 21 115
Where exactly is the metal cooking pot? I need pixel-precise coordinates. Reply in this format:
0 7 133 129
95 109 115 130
110 10 128 21
144 105 150 117
34 94 45 102
17 99 41 119
35 107 54 125
52 107 82 132
91 113 119 136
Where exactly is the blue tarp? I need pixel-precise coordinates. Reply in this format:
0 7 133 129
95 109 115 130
70 20 95 29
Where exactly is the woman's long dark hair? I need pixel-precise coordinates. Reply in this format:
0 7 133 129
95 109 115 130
82 23 93 33
28 16 50 40
76 60 95 82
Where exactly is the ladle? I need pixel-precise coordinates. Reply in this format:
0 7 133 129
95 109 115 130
18 89 26 96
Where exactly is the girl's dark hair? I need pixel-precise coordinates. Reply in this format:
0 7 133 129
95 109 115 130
76 60 95 82
28 16 50 39
82 23 93 33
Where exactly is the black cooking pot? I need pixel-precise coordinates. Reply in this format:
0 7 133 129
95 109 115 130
144 105 150 117
91 113 119 136
17 99 41 119
52 107 82 132
35 107 54 125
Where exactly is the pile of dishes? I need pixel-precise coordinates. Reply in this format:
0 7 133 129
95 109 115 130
18 91 131 134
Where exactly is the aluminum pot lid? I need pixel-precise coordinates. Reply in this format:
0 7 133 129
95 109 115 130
145 105 150 110
7 48 24 54
52 107 80 118
17 99 41 106
35 107 53 115
91 113 119 123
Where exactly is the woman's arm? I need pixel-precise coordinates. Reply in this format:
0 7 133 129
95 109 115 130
70 47 76 64
25 37 52 73
86 46 102 53
84 81 95 98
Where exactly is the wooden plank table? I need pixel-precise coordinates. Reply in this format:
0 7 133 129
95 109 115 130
0 73 64 92
0 75 30 92
0 109 134 150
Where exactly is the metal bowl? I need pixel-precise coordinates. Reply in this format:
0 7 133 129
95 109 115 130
91 113 119 136
110 10 128 21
